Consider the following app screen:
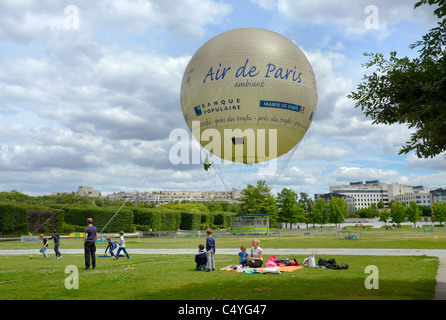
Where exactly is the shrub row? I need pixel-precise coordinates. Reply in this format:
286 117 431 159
63 207 134 233
0 203 64 235
0 203 233 235
132 208 232 231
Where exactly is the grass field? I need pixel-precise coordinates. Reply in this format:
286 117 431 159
0 227 443 301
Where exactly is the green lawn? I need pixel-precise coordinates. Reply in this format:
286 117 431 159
0 254 437 300
0 227 443 301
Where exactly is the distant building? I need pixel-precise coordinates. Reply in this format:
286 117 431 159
51 186 101 198
76 186 101 198
328 180 433 210
314 193 355 215
106 188 242 205
430 188 446 207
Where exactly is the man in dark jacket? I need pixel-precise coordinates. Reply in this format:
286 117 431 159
48 229 62 259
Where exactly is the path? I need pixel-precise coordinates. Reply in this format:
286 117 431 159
2 248 445 299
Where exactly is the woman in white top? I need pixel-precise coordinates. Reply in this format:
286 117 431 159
247 238 263 268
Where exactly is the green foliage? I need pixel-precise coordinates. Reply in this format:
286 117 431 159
240 180 278 226
390 201 407 225
159 202 209 212
160 210 181 231
209 211 231 229
432 202 446 223
356 207 379 219
379 208 391 225
28 209 60 234
64 207 133 233
406 201 422 226
133 208 163 231
0 203 28 235
328 197 347 226
313 198 328 226
180 211 202 230
276 188 305 228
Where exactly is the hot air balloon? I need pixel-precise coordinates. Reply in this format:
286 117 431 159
180 28 317 165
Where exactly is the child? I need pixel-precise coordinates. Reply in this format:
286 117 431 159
48 229 62 259
205 229 215 271
238 245 248 267
247 239 263 268
39 234 49 259
113 231 130 260
105 237 118 257
195 244 207 271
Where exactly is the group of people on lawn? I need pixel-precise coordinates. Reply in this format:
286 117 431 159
195 228 263 271
39 217 130 270
40 219 263 272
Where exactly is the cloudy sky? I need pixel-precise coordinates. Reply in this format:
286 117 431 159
0 0 444 197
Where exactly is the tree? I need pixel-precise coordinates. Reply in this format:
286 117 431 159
240 180 278 226
313 198 328 227
432 202 446 225
379 208 391 227
276 188 304 228
406 201 421 227
347 0 446 158
299 192 315 228
328 197 347 228
390 201 406 227
356 207 378 219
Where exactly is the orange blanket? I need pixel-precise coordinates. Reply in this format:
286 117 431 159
279 266 304 272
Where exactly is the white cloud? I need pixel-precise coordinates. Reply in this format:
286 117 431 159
254 0 437 39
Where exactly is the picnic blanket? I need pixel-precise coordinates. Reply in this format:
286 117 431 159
279 266 304 272
219 264 304 274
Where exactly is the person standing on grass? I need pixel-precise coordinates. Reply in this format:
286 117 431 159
205 229 215 271
39 234 49 259
48 229 62 259
114 231 130 260
84 217 98 270
247 238 263 268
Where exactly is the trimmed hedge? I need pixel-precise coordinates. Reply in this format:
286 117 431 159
28 209 60 234
0 203 234 235
64 207 133 232
133 208 181 231
210 211 232 228
0 203 28 235
180 211 202 231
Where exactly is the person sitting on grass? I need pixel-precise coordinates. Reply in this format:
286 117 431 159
238 245 249 267
105 237 118 257
195 244 207 271
247 239 263 268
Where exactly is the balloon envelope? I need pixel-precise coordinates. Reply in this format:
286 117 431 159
180 28 317 164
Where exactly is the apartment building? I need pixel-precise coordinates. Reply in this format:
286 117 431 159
328 180 433 210
106 188 242 205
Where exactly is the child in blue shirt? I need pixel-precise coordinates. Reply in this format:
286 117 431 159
238 245 248 267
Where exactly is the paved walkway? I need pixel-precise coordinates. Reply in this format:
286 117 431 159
2 248 445 299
